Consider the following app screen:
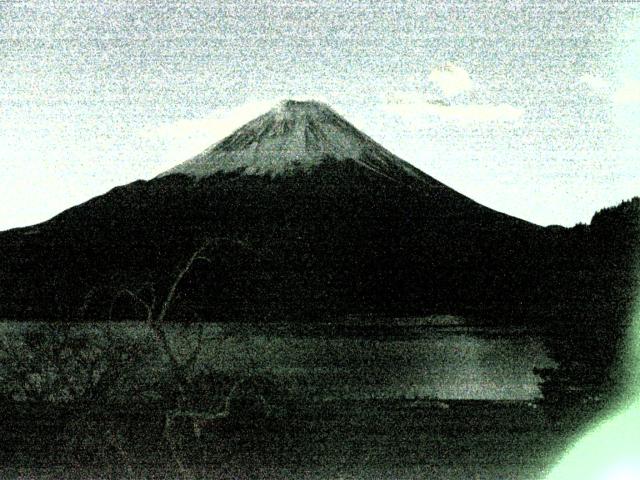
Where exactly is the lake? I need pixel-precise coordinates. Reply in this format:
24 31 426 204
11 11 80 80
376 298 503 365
0 317 555 402
0 318 570 479
194 318 555 401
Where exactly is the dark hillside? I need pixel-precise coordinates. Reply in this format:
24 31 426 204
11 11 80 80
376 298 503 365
0 159 547 322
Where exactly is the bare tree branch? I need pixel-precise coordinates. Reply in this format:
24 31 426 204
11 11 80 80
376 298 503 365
184 321 205 374
154 238 213 325
122 289 153 321
109 288 154 322
150 324 184 382
103 235 262 457
78 286 99 321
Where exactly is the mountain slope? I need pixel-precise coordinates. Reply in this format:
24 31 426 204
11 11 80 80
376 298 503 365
0 100 635 327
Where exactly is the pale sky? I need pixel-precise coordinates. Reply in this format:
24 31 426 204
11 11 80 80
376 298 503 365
1 0 639 231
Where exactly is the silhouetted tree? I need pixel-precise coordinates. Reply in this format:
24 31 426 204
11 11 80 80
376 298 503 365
105 236 279 474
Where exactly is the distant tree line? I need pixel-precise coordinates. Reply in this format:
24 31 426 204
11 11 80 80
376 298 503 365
535 197 640 414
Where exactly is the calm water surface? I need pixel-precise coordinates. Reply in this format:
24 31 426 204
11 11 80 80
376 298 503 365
204 319 554 401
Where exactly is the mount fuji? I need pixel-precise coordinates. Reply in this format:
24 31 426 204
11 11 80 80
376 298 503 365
0 100 636 326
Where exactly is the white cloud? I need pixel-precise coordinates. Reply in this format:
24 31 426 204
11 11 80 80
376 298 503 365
391 65 522 122
428 64 473 98
144 100 273 143
385 93 524 123
437 103 523 122
579 73 640 105
580 74 610 93
613 80 640 105
140 99 280 169
144 94 331 142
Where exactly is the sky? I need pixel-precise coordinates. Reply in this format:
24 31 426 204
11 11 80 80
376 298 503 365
0 0 639 231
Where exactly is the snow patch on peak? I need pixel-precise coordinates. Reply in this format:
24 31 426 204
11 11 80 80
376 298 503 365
160 99 428 182
275 99 331 114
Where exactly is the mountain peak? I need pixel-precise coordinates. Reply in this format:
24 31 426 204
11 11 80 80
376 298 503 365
160 99 427 181
274 98 333 115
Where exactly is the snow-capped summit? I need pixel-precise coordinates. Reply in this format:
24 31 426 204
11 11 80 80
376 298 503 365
161 99 427 181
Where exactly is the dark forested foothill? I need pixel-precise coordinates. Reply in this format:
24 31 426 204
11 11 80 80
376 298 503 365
535 197 640 413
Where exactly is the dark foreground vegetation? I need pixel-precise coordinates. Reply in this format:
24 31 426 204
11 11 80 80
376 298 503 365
0 398 598 480
0 321 617 479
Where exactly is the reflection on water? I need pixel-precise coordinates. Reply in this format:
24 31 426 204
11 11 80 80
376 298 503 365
205 318 554 401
